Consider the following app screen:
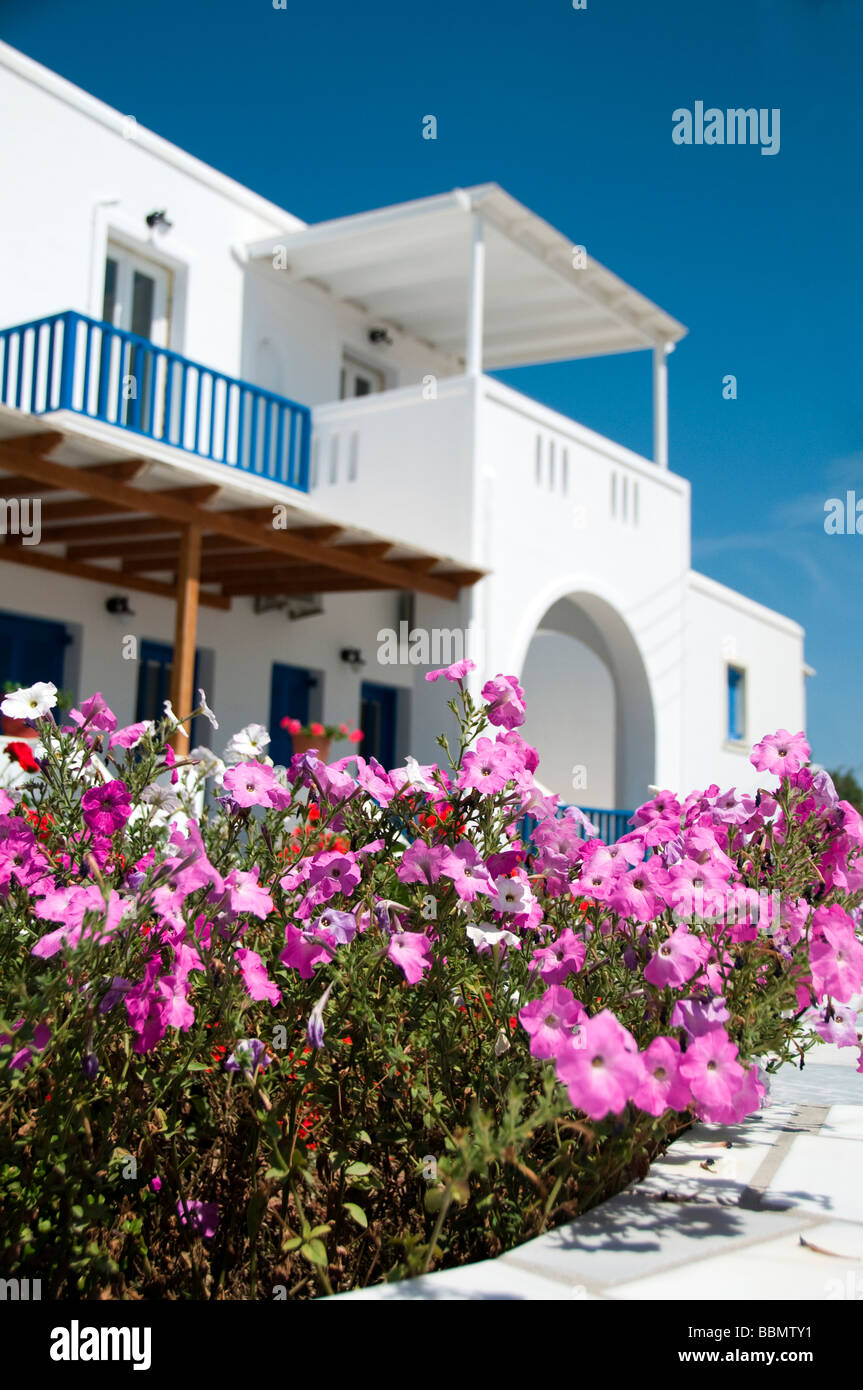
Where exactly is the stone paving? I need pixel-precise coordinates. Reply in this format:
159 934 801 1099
332 1045 863 1300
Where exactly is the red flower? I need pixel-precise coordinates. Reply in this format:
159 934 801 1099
21 804 54 841
7 741 39 772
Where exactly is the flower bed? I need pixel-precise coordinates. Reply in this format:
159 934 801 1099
0 666 861 1299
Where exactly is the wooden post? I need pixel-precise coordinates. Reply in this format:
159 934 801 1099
169 523 201 749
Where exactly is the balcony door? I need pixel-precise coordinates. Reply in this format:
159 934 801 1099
101 245 172 433
103 245 172 346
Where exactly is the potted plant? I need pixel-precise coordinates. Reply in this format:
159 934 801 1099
1 681 74 739
279 718 363 762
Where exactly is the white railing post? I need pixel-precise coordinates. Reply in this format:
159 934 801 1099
466 212 485 377
652 341 671 469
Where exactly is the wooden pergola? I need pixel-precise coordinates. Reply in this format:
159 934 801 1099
0 429 482 734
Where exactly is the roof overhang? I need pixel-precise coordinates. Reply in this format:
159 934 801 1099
246 184 687 369
0 412 483 604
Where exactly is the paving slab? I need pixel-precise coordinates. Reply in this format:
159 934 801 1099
328 1059 863 1300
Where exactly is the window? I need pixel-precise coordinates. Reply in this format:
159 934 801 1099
340 355 385 399
727 665 746 742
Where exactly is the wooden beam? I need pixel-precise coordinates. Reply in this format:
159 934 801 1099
222 572 386 596
0 439 462 599
68 530 250 564
169 524 202 746
400 556 441 574
0 540 229 609
38 515 181 544
38 483 217 530
334 541 393 560
0 458 149 501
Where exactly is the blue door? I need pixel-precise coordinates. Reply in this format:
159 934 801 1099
269 663 318 765
360 681 398 770
0 610 69 692
136 639 201 740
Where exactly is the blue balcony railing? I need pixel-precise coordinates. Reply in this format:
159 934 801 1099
0 310 311 491
519 805 634 848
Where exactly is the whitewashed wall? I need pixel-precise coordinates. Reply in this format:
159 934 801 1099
0 565 412 752
682 572 807 797
0 44 455 408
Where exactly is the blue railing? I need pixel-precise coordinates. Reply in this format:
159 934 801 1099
519 804 634 848
0 310 311 491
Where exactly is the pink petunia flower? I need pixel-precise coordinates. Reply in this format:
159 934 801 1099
425 659 476 683
440 841 492 901
644 925 706 989
809 904 863 1003
81 781 132 837
222 761 277 809
235 947 281 1006
177 1199 219 1238
458 737 521 794
519 986 586 1060
388 931 432 984
531 928 586 984
678 1028 745 1117
555 1010 643 1121
632 1036 691 1116
750 729 810 778
481 675 526 730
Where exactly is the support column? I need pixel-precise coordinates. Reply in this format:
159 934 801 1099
169 522 201 748
652 342 670 469
466 212 486 377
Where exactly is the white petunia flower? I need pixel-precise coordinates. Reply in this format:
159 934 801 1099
2 682 57 721
197 689 219 731
188 746 225 779
466 924 520 953
223 723 271 765
162 700 189 740
141 783 181 814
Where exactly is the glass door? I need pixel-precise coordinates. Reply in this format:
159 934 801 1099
101 244 172 432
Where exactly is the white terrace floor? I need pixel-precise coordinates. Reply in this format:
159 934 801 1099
332 1046 863 1301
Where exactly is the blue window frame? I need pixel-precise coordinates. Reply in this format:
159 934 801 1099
727 665 746 742
0 609 70 691
269 663 319 766
360 681 398 770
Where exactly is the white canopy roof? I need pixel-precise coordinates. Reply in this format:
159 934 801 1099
246 184 686 369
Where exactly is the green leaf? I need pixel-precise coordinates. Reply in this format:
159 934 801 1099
344 1161 371 1177
300 1238 328 1267
343 1202 368 1229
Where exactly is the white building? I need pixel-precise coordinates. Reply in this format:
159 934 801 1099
0 41 807 817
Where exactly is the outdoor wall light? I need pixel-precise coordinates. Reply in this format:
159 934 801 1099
368 327 393 347
340 647 366 670
105 595 134 616
145 209 173 231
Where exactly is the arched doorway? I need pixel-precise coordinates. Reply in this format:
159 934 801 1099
516 592 655 810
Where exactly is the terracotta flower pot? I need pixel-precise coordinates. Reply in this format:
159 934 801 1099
2 714 38 739
291 732 331 761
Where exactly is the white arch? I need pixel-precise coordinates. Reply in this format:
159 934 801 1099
505 573 657 808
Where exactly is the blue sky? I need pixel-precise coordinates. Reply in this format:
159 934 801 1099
2 0 861 771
